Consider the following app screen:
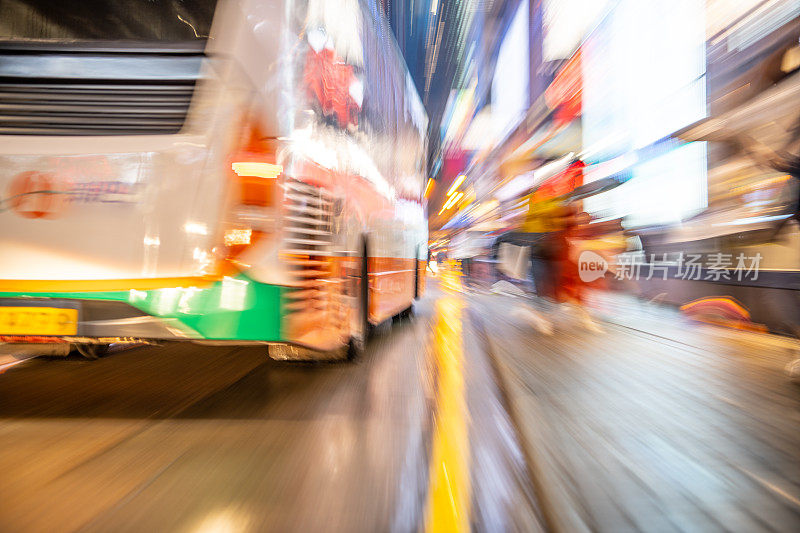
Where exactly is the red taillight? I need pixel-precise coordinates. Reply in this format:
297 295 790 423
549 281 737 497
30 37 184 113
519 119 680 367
230 118 282 205
218 116 282 272
232 163 281 207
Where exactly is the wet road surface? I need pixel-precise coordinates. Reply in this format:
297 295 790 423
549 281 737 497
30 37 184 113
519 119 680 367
2 272 800 532
0 279 540 532
474 289 800 532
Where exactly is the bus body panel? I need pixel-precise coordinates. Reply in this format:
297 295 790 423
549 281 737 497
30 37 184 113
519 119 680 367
0 135 229 282
0 275 283 341
0 0 428 353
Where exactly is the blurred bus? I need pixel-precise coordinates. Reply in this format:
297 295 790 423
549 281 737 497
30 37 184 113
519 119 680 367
0 0 428 360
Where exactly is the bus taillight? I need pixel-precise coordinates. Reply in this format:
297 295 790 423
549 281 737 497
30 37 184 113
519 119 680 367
218 119 283 271
231 162 282 207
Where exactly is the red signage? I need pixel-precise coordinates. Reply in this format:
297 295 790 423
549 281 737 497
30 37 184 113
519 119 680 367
303 46 362 128
534 160 585 200
544 48 582 126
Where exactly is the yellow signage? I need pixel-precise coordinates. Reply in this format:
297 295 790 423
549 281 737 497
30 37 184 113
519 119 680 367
0 307 79 335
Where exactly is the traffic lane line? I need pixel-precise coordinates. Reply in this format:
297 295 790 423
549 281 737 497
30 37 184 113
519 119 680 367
424 268 471 532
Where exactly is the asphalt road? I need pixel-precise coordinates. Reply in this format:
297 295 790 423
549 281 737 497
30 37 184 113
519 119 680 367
473 289 800 532
0 279 540 532
4 273 798 532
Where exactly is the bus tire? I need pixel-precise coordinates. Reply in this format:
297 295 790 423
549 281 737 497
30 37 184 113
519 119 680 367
413 252 420 300
348 241 371 361
74 343 109 360
393 305 413 322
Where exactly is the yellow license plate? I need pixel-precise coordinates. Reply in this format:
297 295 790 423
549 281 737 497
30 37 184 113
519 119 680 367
0 307 78 335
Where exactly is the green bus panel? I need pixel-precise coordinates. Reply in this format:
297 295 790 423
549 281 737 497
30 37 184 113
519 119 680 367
0 274 284 341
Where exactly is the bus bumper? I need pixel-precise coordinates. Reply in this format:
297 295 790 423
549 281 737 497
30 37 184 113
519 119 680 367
0 275 285 342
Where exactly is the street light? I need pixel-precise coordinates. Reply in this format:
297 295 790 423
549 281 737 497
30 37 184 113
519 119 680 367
447 174 465 197
424 178 434 198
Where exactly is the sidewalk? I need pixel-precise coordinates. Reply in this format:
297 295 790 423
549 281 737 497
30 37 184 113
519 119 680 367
469 290 800 532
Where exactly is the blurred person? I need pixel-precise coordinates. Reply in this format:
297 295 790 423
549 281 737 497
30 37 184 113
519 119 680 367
552 207 606 332
454 232 482 289
492 192 573 334
569 214 628 284
496 183 621 334
568 212 628 316
495 239 555 335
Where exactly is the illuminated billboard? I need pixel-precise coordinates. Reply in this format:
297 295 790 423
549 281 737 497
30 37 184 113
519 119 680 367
581 0 708 226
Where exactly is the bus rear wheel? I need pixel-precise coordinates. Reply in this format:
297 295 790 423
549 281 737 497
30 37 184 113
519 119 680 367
74 343 109 360
414 251 420 300
394 252 419 321
347 243 371 361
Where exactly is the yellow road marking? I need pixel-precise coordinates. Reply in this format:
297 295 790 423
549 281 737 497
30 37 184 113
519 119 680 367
425 266 471 532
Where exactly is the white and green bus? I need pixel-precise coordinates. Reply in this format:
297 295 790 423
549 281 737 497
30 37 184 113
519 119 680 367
0 0 428 359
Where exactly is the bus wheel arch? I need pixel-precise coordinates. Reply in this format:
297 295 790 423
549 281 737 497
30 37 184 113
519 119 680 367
414 246 421 300
74 343 109 360
347 235 371 360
